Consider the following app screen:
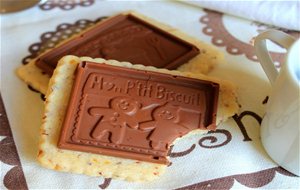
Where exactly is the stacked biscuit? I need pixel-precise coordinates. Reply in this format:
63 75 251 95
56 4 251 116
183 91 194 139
17 12 239 182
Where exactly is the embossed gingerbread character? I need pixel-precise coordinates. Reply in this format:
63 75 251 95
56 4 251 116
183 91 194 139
139 103 189 151
88 97 159 144
88 97 141 144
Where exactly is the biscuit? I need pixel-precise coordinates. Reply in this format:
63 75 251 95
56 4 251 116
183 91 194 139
16 11 224 95
38 55 238 182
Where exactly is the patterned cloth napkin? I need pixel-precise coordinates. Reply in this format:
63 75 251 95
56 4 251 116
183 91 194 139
180 0 300 31
1 1 299 189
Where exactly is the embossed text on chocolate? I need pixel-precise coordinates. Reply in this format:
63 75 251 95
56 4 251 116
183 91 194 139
87 74 203 106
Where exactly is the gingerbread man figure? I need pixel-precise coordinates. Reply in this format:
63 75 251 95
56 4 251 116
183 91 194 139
88 96 159 144
139 103 189 151
88 97 141 144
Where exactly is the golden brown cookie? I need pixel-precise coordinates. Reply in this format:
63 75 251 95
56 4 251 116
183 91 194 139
38 55 238 182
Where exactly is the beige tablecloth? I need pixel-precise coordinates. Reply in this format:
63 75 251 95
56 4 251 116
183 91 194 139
1 0 299 189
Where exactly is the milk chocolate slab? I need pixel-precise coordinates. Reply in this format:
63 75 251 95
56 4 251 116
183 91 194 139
58 62 219 164
36 14 199 75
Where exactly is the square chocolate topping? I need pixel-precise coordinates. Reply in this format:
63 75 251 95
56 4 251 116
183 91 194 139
36 14 199 75
58 62 219 164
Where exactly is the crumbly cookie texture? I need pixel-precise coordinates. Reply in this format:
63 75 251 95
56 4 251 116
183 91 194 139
38 55 238 182
16 11 224 95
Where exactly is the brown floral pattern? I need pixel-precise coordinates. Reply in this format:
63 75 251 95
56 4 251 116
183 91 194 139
0 94 28 190
200 9 300 64
176 167 296 190
39 0 95 11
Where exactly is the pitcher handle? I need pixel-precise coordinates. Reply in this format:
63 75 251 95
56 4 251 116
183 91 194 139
254 30 295 85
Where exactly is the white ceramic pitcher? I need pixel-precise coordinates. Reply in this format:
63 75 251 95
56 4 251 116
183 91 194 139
254 30 299 176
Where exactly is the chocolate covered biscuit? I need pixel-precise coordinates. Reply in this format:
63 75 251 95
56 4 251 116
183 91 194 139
38 55 238 182
17 12 225 94
58 61 219 165
35 14 199 75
